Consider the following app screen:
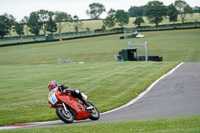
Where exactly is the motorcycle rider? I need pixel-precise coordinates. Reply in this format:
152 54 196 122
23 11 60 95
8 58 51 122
48 81 93 110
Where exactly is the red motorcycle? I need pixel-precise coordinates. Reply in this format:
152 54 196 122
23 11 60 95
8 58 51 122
48 87 100 123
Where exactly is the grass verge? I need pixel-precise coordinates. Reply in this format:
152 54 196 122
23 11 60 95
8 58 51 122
1 114 200 133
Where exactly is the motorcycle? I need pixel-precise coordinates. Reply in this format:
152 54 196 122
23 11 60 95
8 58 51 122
48 87 100 123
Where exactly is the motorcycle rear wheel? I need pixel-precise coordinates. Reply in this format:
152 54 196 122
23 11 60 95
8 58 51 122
56 106 74 123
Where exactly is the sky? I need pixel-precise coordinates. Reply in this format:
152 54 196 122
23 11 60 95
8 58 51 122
0 0 199 21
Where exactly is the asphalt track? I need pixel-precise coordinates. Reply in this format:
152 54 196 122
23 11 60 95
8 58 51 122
1 62 200 130
101 62 200 121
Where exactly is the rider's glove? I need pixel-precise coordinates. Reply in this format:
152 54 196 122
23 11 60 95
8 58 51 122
62 89 67 94
66 89 71 93
62 89 71 94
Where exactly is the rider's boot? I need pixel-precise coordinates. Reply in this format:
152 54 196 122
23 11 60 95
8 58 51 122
81 98 94 110
86 105 94 110
74 90 94 110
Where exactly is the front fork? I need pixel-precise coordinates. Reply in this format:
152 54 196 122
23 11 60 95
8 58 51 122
62 102 77 117
62 102 68 113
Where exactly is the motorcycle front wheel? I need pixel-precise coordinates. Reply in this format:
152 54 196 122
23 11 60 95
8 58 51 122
56 106 74 123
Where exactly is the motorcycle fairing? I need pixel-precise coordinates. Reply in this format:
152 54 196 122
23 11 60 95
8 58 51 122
51 89 90 120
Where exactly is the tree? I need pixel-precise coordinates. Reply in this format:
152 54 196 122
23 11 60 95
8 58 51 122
86 3 106 19
101 25 106 31
167 4 179 23
3 13 16 37
45 15 57 34
54 11 71 37
14 22 24 37
193 6 200 14
115 10 129 28
21 16 29 36
73 15 83 33
27 12 42 37
0 15 9 38
144 1 166 26
175 0 193 23
0 14 15 38
103 9 116 28
133 16 145 27
128 6 145 17
103 17 115 29
37 9 50 35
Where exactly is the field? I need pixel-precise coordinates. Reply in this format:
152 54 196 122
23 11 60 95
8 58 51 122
0 29 200 131
1 115 200 133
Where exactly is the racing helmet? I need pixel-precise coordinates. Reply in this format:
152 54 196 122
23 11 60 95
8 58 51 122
48 81 58 91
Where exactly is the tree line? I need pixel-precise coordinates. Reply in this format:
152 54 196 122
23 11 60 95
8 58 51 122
104 0 198 28
0 0 199 39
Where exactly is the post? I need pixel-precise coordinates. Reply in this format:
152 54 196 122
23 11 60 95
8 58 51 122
124 27 127 39
128 41 131 49
144 41 148 61
58 58 61 64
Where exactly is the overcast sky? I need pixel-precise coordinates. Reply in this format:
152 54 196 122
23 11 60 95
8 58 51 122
0 0 199 21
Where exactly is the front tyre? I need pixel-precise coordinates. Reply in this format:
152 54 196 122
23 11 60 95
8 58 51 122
56 106 74 123
88 102 100 120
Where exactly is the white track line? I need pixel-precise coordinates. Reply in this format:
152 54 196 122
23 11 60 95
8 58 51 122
0 62 184 130
101 62 184 115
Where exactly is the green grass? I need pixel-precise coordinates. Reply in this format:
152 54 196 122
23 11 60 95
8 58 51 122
1 115 200 133
0 29 200 127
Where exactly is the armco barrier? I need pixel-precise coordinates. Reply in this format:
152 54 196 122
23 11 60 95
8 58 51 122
0 32 122 47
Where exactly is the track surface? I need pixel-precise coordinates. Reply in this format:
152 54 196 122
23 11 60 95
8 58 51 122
1 62 200 130
101 62 200 122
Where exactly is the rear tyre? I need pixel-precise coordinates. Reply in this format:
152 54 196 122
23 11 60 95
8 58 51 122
88 102 100 120
56 106 74 123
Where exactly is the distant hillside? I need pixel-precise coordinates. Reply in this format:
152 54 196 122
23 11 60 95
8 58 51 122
8 13 200 37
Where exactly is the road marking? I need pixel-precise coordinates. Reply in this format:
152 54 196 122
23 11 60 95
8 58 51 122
101 62 184 115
